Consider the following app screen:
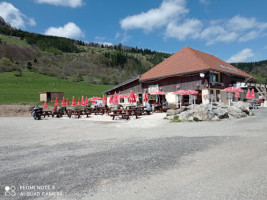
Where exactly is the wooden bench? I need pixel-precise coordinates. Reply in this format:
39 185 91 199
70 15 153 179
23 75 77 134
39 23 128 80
43 111 53 118
68 110 83 118
109 113 119 120
83 110 91 118
160 107 170 113
134 110 142 118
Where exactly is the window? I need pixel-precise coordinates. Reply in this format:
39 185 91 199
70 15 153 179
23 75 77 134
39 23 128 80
210 74 218 83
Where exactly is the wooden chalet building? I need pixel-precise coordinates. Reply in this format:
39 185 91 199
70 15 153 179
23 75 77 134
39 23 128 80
103 46 256 106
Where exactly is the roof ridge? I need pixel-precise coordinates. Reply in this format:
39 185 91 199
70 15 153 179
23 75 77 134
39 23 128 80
187 47 212 70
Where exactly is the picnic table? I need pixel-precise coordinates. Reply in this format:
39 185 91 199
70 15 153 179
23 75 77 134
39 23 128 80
109 109 140 120
67 109 91 118
154 105 162 113
43 110 64 118
91 107 105 115
43 110 53 118
248 99 260 109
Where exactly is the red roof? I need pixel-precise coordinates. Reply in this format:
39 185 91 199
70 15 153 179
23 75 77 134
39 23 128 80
140 46 255 81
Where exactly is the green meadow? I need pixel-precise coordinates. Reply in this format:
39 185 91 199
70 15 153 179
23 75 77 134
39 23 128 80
0 70 113 105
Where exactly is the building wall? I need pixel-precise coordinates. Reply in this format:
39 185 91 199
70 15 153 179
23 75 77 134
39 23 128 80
40 93 47 102
40 92 64 102
51 92 64 102
107 80 142 95
142 75 205 92
105 72 249 106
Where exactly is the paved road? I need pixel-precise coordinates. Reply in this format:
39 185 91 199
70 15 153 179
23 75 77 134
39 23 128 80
0 109 267 200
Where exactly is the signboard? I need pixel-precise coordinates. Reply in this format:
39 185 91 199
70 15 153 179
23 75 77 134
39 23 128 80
148 85 159 94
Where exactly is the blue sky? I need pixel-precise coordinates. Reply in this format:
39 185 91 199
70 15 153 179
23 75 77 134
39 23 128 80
1 0 267 62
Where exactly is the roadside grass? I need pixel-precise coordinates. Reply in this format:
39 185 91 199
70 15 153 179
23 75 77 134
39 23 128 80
0 70 113 105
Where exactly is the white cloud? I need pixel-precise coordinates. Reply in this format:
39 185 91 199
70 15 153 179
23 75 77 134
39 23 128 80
44 22 84 39
170 15 267 45
0 2 36 28
94 36 113 46
227 48 255 63
35 0 83 8
120 0 188 32
227 15 256 31
238 31 259 42
119 0 267 45
165 19 202 40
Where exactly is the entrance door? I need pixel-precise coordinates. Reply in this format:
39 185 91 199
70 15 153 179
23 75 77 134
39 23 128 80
47 92 51 102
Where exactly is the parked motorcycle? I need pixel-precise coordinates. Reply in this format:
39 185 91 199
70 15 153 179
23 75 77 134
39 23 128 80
29 106 43 120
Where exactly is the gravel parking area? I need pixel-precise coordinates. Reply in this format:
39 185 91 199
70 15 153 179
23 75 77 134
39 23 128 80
0 108 267 200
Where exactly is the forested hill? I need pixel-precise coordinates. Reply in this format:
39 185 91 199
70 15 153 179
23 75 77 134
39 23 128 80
0 17 170 85
0 17 266 85
231 60 267 84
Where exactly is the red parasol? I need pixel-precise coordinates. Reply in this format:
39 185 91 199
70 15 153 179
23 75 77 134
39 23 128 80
88 97 103 101
223 87 244 105
43 101 47 108
235 92 240 98
173 90 188 95
129 91 136 103
81 96 85 106
119 94 128 99
187 90 198 95
71 96 76 106
54 98 59 107
150 91 166 95
173 90 187 108
102 95 107 105
223 87 244 93
246 89 252 99
251 89 255 98
85 96 88 105
61 97 66 107
66 98 69 106
143 91 148 102
77 98 81 105
109 96 113 104
112 92 119 104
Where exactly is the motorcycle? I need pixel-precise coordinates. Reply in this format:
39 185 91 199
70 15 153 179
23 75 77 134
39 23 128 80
29 106 43 120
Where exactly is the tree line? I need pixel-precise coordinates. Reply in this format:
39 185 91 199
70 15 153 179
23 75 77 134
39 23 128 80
231 61 267 84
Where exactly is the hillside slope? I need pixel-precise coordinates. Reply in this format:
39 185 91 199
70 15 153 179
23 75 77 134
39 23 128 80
0 18 170 85
0 70 112 104
0 17 266 85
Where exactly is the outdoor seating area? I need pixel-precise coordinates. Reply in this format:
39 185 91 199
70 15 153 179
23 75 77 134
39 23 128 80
35 85 265 122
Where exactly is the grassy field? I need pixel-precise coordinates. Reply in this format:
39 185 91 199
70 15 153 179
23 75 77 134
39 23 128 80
0 70 113 105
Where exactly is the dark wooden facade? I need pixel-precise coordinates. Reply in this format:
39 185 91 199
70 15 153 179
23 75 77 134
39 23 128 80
104 71 247 95
105 79 142 95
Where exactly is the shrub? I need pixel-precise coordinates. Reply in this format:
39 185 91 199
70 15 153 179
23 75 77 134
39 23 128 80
171 115 182 123
71 74 83 82
0 57 17 72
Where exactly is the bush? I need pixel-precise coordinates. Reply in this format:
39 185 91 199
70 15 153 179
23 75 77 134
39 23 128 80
171 115 182 123
0 57 17 72
85 75 96 84
14 68 22 77
71 74 83 82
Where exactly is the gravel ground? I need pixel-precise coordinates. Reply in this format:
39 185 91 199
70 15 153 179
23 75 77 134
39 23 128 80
0 108 267 200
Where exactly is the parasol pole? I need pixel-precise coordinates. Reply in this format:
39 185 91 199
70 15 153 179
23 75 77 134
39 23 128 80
180 95 182 109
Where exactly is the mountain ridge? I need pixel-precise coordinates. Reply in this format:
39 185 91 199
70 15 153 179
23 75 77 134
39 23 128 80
0 17 266 84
